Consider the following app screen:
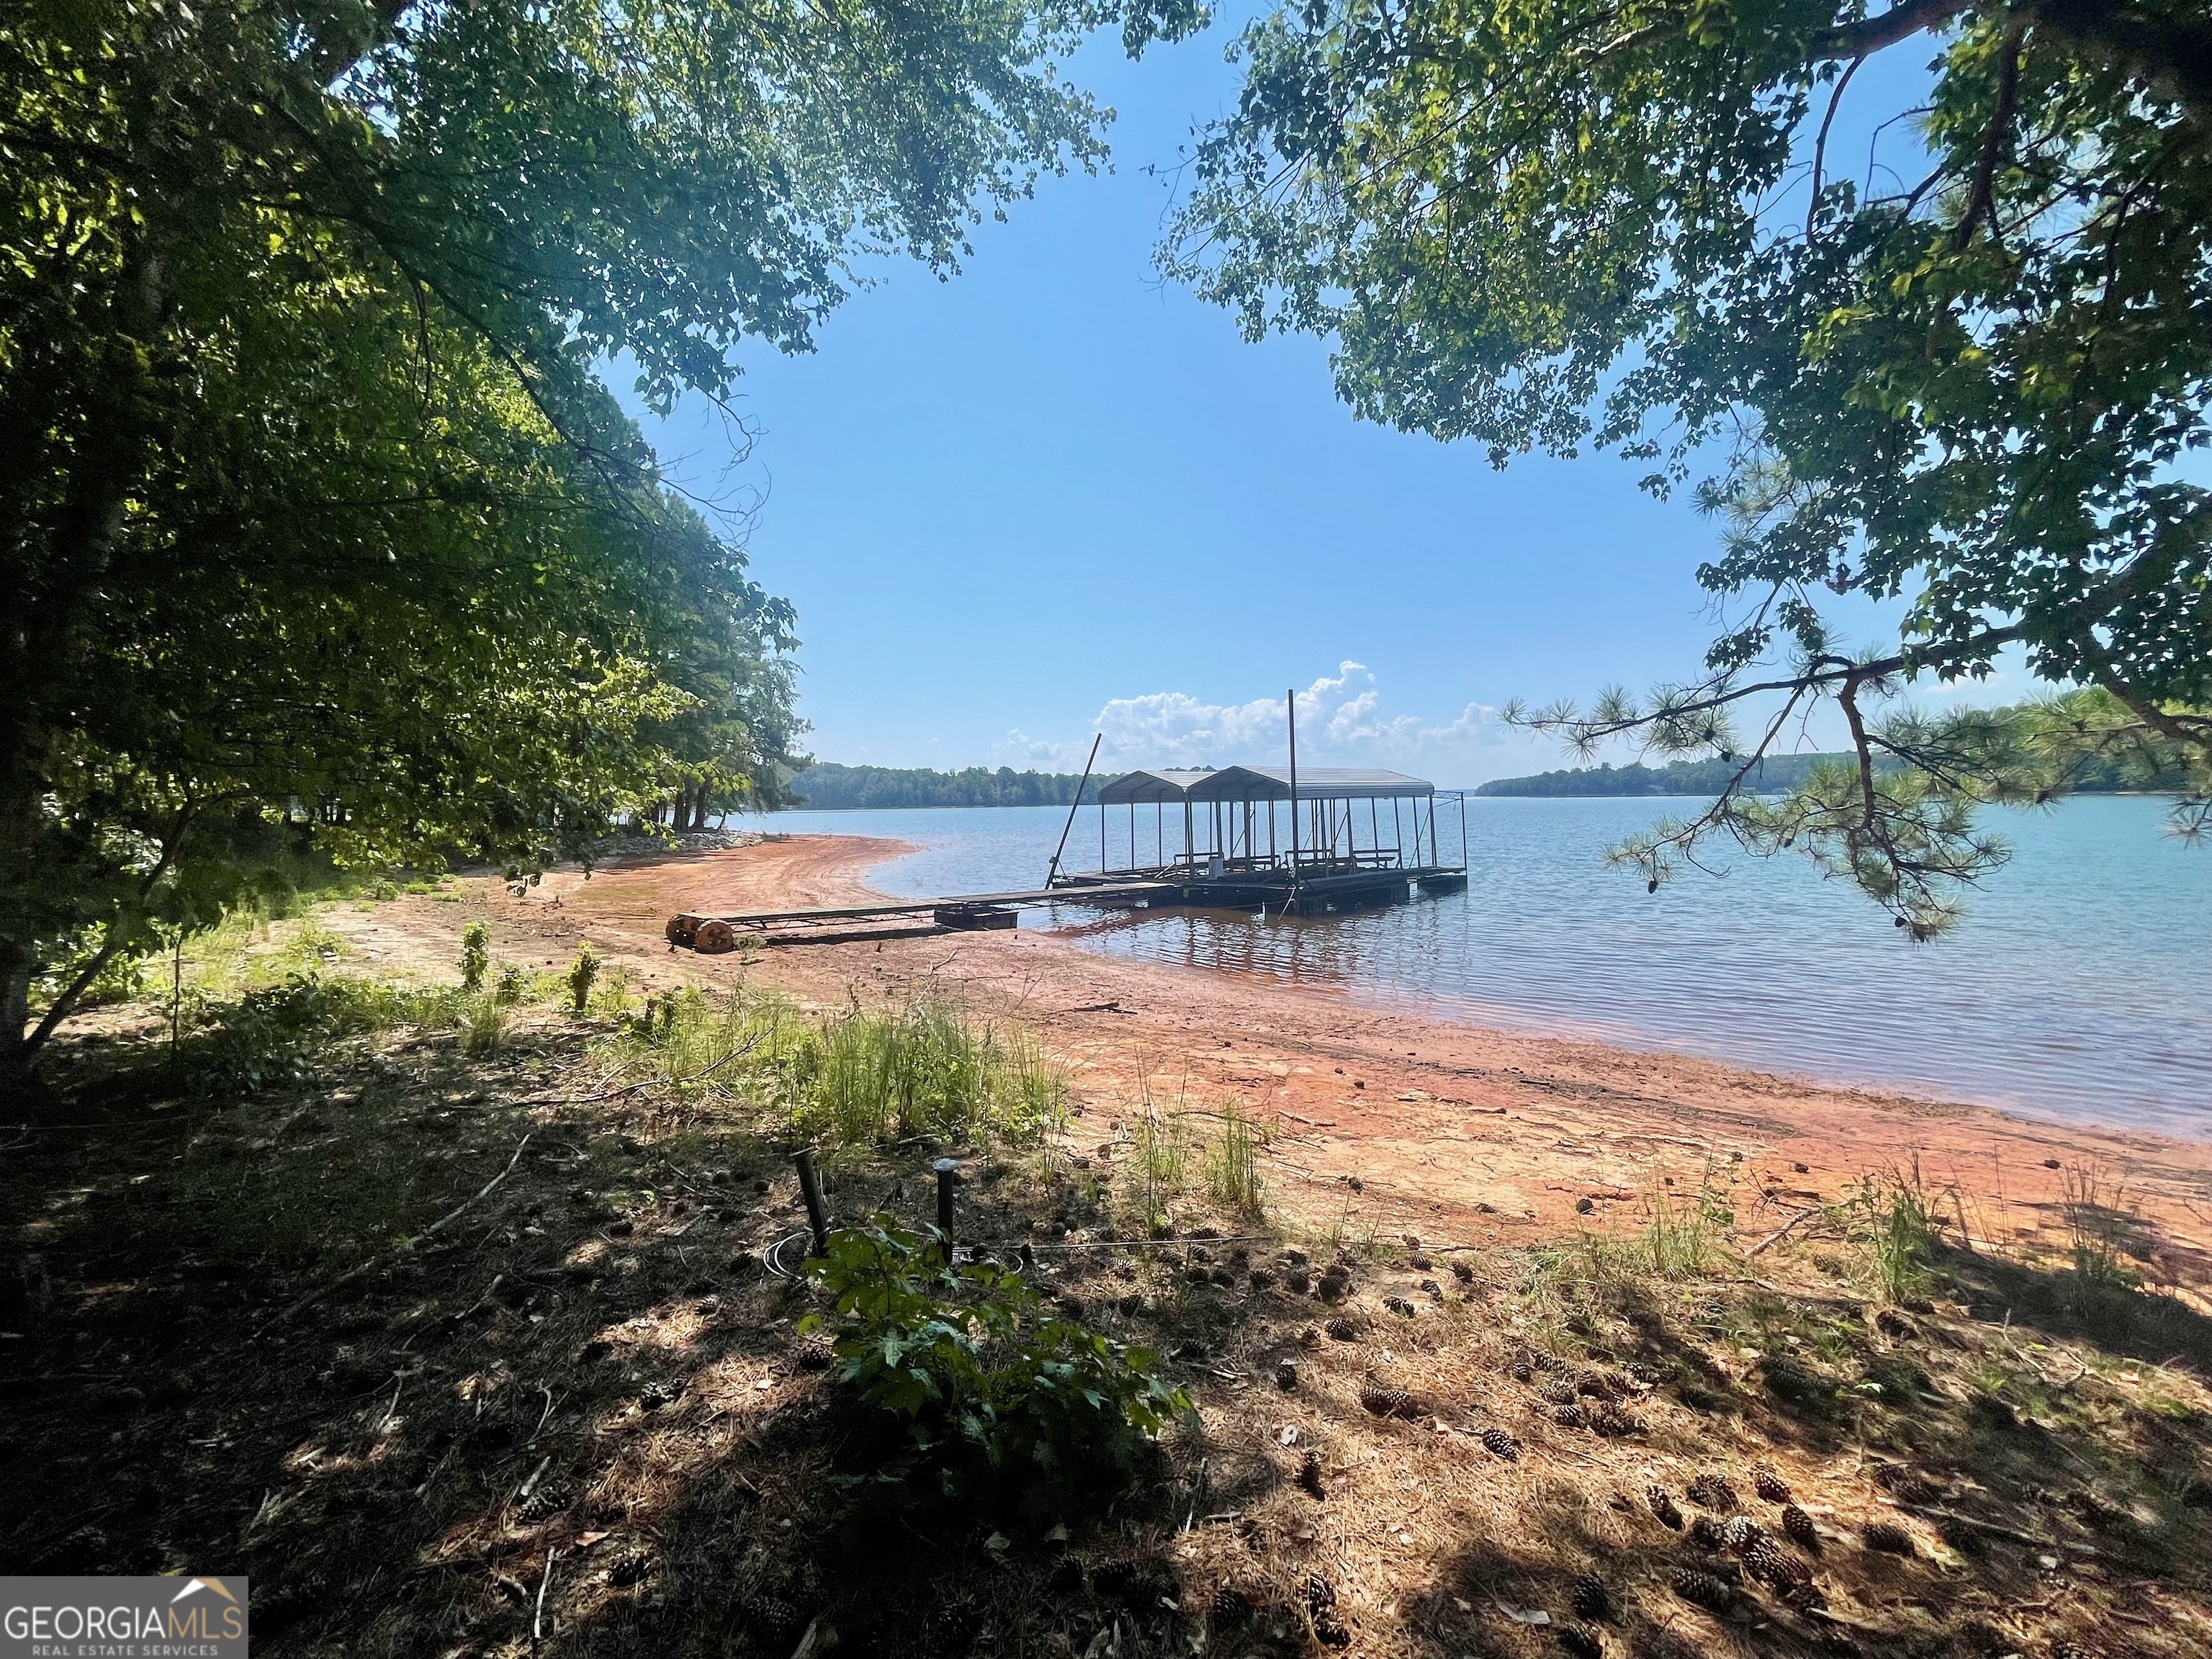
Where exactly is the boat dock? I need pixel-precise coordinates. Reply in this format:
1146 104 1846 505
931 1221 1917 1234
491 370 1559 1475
667 752 1470 950
665 880 1177 951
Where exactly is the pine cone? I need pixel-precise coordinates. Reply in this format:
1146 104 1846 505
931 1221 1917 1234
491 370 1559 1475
1420 1277 1444 1298
1575 1370 1623 1401
1275 1360 1299 1390
1861 1520 1914 1555
1671 1569 1732 1612
1325 1316 1359 1341
606 1545 657 1588
1623 1359 1663 1385
1295 1451 1326 1499
1542 1380 1580 1406
1569 1573 1612 1622
1451 1259 1475 1283
1305 1575 1351 1647
1589 1404 1646 1437
1361 1383 1419 1419
1210 1587 1253 1627
1285 1268 1311 1295
1686 1473 1739 1511
1555 1403 1586 1429
1408 1253 1432 1270
1689 1515 1728 1552
1871 1462 1938 1503
1645 1485 1684 1529
1781 1503 1819 1551
1317 1270 1349 1302
1753 1465 1791 1504
518 1483 571 1522
1780 1578 1829 1614
1509 1362 1536 1383
1384 1295 1417 1318
1746 1542 1811 1589
738 1591 801 1637
1480 1426 1520 1462
1556 1621 1603 1659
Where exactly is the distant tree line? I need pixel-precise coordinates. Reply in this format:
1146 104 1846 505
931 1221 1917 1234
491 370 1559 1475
787 765 1123 810
1476 755 1856 797
1479 729 2196 799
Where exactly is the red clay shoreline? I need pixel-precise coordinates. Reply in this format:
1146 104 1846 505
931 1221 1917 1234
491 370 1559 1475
333 832 2212 1303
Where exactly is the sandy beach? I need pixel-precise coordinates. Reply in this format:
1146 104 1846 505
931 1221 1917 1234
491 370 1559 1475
333 832 2212 1297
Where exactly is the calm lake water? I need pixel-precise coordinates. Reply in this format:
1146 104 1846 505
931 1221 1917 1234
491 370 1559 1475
735 796 2212 1136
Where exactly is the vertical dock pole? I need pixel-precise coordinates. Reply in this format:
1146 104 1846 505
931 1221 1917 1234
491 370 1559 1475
1285 688 1303 912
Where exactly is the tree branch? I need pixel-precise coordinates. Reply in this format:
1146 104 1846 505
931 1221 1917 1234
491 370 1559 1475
2025 0 2212 124
1958 14 2028 246
1815 0 1977 60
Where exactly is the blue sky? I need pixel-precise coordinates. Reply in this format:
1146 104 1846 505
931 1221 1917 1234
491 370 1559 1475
626 14 1966 786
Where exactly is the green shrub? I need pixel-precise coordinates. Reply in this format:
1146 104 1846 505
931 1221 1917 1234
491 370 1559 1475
179 973 458 1095
459 920 490 993
803 1219 1187 1523
494 963 526 1005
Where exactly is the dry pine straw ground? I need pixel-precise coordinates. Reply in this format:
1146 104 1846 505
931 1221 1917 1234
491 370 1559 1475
6 1005 2212 1659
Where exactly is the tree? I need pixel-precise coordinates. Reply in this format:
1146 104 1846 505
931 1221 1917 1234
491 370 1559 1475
2 0 1198 1093
1166 0 2212 933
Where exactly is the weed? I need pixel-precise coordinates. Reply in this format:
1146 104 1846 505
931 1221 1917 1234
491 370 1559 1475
585 963 631 1020
1203 1102 1267 1217
793 997 1063 1146
459 920 490 993
567 943 601 1016
459 993 509 1056
803 1218 1188 1524
1839 1172 1938 1303
494 963 526 1005
1125 1092 1190 1229
2061 1164 2143 1300
1644 1163 1735 1278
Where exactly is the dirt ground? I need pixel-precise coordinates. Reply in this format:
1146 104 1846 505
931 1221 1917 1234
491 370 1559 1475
333 835 2212 1304
10 835 2212 1659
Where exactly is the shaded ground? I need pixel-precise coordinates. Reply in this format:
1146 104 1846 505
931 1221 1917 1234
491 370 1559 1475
8 838 2212 1658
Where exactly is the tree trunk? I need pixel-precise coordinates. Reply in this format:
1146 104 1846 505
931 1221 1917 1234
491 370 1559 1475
0 743 44 1108
0 940 32 1110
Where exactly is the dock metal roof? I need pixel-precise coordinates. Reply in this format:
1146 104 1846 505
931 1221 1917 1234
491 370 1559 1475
1096 768 1220 804
1098 765 1431 804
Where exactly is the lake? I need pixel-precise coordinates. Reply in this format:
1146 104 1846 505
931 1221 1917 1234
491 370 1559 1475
733 796 2212 1136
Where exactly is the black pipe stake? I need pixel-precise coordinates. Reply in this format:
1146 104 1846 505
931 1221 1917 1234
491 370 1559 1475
793 1148 830 1256
934 1158 960 1262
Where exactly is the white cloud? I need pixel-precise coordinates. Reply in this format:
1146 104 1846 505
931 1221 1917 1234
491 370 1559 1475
1001 663 1515 775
